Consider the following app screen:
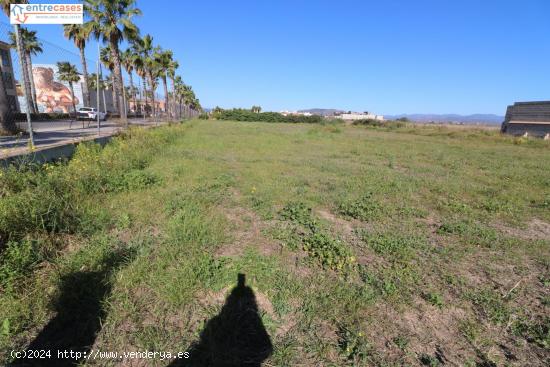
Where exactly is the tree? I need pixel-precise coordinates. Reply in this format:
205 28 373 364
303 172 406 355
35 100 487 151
100 46 117 111
64 24 92 106
2 1 36 117
57 61 80 127
120 48 138 114
167 59 179 118
85 0 141 121
9 28 42 113
88 72 108 112
131 34 157 117
154 48 173 116
251 105 262 113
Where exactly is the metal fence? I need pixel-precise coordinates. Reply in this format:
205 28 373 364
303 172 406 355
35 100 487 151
0 21 199 146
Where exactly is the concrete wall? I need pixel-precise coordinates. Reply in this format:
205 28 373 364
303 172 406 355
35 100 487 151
0 135 113 168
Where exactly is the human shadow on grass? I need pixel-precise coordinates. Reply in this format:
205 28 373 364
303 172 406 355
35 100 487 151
169 273 273 367
11 248 135 367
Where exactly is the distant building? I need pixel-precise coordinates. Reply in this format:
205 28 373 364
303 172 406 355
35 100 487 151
501 101 550 137
280 110 312 117
0 41 20 113
337 112 384 121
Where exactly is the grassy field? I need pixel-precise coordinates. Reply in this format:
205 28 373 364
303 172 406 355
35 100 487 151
1 120 549 366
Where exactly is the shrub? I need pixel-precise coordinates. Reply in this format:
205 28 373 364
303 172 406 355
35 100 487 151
213 108 322 123
0 126 180 285
352 119 384 127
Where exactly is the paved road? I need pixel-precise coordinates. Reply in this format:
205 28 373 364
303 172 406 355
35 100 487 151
0 118 163 157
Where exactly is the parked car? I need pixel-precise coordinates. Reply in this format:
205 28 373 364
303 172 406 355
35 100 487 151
77 107 107 121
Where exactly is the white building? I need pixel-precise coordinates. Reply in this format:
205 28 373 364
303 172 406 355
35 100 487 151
338 112 384 121
280 110 312 117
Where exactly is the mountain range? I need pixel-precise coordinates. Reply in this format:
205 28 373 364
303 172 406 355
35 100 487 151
298 109 503 125
386 114 503 125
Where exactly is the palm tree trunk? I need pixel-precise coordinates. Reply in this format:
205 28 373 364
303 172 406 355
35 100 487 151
102 86 107 113
109 38 125 120
170 77 176 119
25 53 38 113
69 83 77 116
79 45 90 106
147 71 155 118
14 25 35 115
110 74 116 111
0 64 16 133
142 76 148 116
162 76 169 115
128 72 135 115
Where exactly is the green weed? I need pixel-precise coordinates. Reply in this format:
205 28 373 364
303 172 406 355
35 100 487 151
338 193 381 221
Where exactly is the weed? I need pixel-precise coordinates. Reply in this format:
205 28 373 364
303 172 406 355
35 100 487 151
419 353 442 366
280 202 313 226
361 232 425 263
338 193 380 221
512 316 550 349
392 335 409 350
337 324 370 362
0 240 41 290
468 289 510 325
437 220 500 248
423 291 444 308
279 202 356 272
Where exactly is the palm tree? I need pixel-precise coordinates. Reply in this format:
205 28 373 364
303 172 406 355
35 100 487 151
154 48 173 116
1 0 33 138
132 34 157 117
130 38 148 115
173 75 184 118
88 72 108 112
100 46 117 111
167 59 178 118
63 24 92 106
120 48 138 115
130 48 147 115
9 28 42 113
85 0 141 120
57 61 80 127
2 1 36 114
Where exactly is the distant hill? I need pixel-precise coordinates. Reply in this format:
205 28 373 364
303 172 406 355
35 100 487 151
298 108 344 116
386 114 504 125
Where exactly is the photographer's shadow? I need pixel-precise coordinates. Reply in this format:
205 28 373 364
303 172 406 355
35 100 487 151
11 248 135 367
170 274 272 367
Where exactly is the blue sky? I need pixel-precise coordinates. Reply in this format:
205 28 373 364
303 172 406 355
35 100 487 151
4 0 550 115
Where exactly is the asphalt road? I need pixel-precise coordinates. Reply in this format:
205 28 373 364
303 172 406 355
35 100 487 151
0 118 161 155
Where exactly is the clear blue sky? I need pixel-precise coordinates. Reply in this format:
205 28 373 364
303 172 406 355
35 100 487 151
5 0 550 115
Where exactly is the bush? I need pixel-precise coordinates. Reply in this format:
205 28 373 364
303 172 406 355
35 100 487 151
198 113 209 120
352 119 385 127
213 109 322 123
0 126 179 284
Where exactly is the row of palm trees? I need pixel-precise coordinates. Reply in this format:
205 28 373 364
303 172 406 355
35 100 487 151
0 0 202 134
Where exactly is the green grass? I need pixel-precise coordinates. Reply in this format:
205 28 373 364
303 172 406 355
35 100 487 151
1 120 549 366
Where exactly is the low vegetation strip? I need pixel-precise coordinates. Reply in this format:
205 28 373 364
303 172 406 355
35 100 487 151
0 120 549 366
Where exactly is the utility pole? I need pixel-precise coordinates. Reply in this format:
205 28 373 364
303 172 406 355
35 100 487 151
97 44 100 136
